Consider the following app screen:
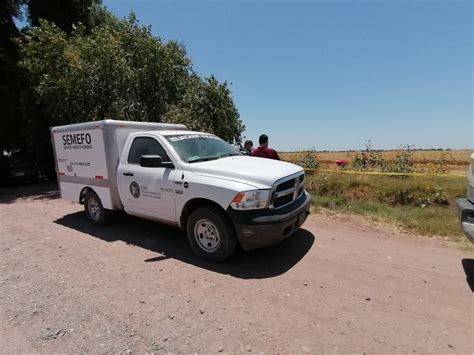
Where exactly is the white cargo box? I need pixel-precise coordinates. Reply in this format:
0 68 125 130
51 119 187 209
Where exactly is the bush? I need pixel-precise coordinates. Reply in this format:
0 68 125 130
352 140 387 171
392 189 415 205
429 152 451 174
391 144 414 176
431 186 449 205
376 185 449 207
298 149 320 170
317 173 330 195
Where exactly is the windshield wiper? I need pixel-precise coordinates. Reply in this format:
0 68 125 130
188 156 220 163
188 153 239 163
218 153 240 158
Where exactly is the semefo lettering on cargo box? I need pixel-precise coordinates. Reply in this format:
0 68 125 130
62 133 92 150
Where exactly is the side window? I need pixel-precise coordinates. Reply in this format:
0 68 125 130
128 137 170 164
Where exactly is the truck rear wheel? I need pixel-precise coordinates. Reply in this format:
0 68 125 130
84 191 116 226
186 206 237 262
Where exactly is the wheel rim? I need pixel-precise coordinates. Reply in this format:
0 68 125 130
88 197 101 221
194 218 220 252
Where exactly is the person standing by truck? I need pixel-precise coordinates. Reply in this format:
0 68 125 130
240 140 254 155
251 134 280 160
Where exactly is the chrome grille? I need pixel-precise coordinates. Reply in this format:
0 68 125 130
270 172 305 208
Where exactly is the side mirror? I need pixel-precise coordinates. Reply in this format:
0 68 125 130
140 155 174 169
140 155 162 167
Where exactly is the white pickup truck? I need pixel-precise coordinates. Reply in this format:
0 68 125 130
457 153 474 243
51 120 311 261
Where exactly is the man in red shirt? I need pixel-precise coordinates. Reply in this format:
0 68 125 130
251 134 280 160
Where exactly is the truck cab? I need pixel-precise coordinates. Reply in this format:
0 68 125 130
51 120 310 261
457 153 474 243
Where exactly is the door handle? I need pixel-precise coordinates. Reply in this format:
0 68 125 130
123 172 134 176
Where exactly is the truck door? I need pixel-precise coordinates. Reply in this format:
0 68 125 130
117 136 177 222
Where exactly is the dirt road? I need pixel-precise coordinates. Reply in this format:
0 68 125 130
1 183 473 353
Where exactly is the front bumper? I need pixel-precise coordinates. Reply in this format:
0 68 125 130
456 198 474 243
228 191 311 250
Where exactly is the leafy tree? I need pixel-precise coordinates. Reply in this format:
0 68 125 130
162 74 244 144
27 0 102 34
1 0 103 157
391 144 414 177
19 15 191 123
17 11 244 172
0 0 27 153
0 0 23 43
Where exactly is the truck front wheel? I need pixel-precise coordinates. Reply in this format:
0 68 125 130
84 191 116 226
186 206 237 262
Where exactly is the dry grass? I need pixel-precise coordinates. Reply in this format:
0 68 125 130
282 149 471 174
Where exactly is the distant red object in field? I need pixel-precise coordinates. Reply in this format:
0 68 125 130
335 159 349 167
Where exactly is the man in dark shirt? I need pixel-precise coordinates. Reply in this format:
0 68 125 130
251 134 280 160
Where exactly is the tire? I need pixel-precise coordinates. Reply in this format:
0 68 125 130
186 206 238 262
83 191 116 226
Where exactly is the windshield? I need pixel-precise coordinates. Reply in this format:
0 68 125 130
166 134 240 163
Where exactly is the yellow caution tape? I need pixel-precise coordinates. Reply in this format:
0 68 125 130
304 169 467 178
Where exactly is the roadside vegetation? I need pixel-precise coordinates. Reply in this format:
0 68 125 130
305 172 466 241
289 143 472 246
1 1 243 176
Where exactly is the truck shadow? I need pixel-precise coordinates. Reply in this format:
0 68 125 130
54 211 315 279
0 180 59 204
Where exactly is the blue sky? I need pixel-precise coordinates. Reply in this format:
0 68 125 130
104 0 472 151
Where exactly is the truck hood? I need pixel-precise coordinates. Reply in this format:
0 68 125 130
189 156 303 189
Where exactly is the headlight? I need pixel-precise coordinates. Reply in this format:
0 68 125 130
230 189 270 210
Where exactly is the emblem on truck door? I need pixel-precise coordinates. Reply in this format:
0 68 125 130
130 182 140 199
